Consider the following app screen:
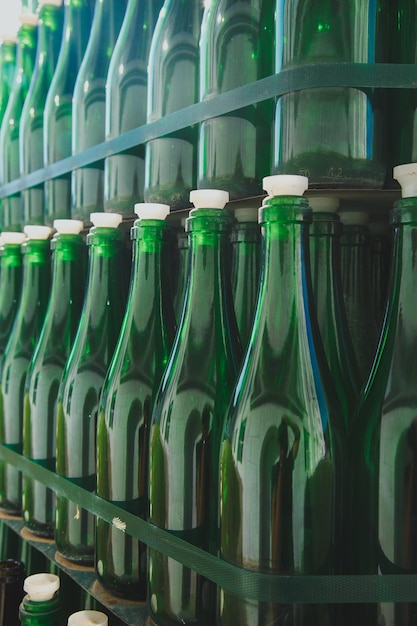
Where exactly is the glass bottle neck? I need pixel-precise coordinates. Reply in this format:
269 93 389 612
16 23 37 71
0 243 23 268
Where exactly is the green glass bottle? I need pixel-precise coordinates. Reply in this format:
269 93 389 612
55 212 128 564
43 0 95 225
19 573 61 625
70 0 128 223
19 0 64 226
148 189 242 626
274 0 387 188
0 12 38 231
104 0 163 218
350 163 417 626
369 217 392 327
96 201 176 600
0 225 52 515
22 219 87 539
219 176 346 626
144 0 203 211
308 196 361 431
0 559 25 626
0 232 26 369
198 0 275 200
172 216 189 324
0 35 17 128
67 610 108 625
230 205 261 351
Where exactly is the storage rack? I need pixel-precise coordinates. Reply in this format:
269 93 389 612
0 63 416 624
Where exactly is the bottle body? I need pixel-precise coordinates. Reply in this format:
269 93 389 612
0 239 24 368
0 39 17 128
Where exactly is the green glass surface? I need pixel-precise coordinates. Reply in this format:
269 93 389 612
19 592 61 626
148 206 242 625
0 237 51 515
96 217 176 600
104 0 163 218
0 19 38 231
0 39 17 128
219 197 346 626
20 2 64 225
144 0 203 211
274 0 388 189
71 0 128 223
350 198 417 625
198 0 275 200
43 0 95 225
22 231 87 538
309 211 361 431
0 241 23 369
55 225 128 564
370 221 392 327
172 220 189 325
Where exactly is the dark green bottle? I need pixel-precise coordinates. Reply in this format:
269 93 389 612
0 36 17 128
55 212 128 564
219 176 346 626
172 216 189 325
230 205 261 351
148 189 242 626
71 0 128 223
19 0 64 226
274 0 387 189
369 217 392 327
198 0 275 200
0 225 52 515
43 0 95 225
350 163 417 626
308 196 361 431
104 0 163 218
22 219 87 539
0 13 38 231
96 202 176 600
19 572 61 626
0 232 25 369
0 559 25 626
144 0 203 211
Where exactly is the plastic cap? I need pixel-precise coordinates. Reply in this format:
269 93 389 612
38 0 63 6
90 213 122 228
189 189 229 209
53 219 84 234
1 232 26 245
338 211 369 226
0 34 18 43
19 13 39 25
134 203 170 220
393 163 417 198
308 196 340 213
263 175 308 197
68 610 108 625
234 207 259 222
24 573 60 601
24 225 53 240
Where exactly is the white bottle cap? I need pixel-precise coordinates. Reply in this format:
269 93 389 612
38 0 63 6
53 219 84 234
234 207 259 222
68 610 108 625
338 211 369 226
189 189 229 209
308 196 340 213
90 213 122 228
19 13 39 26
263 175 308 197
393 163 417 198
134 203 170 220
24 225 53 240
1 231 26 245
23 573 60 602
0 33 18 43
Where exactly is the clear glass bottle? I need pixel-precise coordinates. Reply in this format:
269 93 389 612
43 0 95 225
19 573 61 626
148 189 242 625
96 201 176 600
19 0 64 226
198 0 275 200
104 0 163 218
144 0 203 211
0 11 38 231
0 35 17 127
22 219 87 538
0 225 52 515
70 0 128 224
273 0 388 189
0 232 26 369
219 176 346 626
55 212 128 564
0 559 25 626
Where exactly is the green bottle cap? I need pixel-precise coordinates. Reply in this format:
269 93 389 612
67 610 108 625
262 174 308 197
53 219 84 234
134 203 170 220
189 189 229 209
393 162 417 198
23 573 59 601
308 196 340 212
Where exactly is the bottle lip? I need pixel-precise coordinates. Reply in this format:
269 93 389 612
90 213 122 229
134 202 170 220
67 610 108 625
24 225 53 240
263 175 308 197
1 231 26 245
308 196 340 213
24 573 60 601
53 219 84 235
393 162 417 198
189 189 229 209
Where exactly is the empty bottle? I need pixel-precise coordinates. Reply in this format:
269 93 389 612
55 212 128 564
172 216 189 324
70 0 128 223
148 189 242 625
96 201 176 600
43 0 95 225
144 0 203 211
369 216 392 327
0 232 25 368
23 219 87 538
19 573 61 625
104 0 163 218
67 611 108 625
0 35 17 127
198 0 275 199
0 225 52 515
0 559 25 626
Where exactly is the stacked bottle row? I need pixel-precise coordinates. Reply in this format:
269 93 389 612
0 0 416 231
